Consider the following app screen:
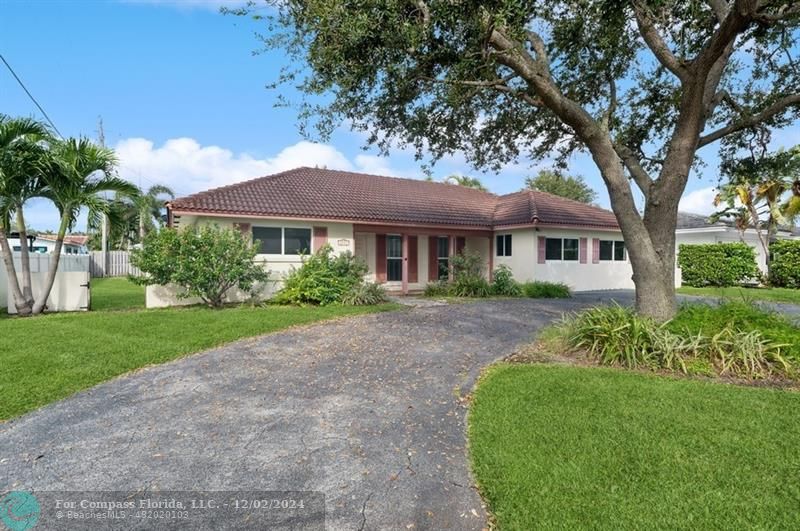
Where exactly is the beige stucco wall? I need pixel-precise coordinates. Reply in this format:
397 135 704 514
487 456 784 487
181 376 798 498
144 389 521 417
147 215 355 308
494 227 635 291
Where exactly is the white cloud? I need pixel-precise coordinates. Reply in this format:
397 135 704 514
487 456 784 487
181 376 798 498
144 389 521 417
114 137 359 196
679 186 719 215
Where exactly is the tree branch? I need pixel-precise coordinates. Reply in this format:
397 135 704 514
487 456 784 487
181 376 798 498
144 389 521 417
696 0 759 74
613 142 654 199
632 1 690 81
706 0 730 21
698 93 800 146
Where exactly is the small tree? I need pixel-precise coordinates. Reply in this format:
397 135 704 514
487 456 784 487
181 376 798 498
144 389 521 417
131 226 270 308
525 170 598 204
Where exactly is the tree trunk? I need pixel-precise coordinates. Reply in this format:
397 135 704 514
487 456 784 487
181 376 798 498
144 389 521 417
31 216 69 315
16 209 34 306
0 229 32 315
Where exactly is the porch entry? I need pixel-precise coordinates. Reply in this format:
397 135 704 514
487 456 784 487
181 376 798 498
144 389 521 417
374 234 465 289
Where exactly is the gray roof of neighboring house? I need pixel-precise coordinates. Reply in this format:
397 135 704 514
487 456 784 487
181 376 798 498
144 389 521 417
676 212 729 230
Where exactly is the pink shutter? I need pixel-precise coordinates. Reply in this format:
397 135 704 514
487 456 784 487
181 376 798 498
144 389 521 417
428 236 439 281
234 222 251 235
456 236 466 255
408 236 418 283
592 238 600 264
313 226 328 252
375 234 387 283
537 236 546 264
579 237 588 264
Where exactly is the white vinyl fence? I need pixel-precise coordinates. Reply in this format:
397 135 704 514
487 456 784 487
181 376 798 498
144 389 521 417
1 253 91 313
89 251 140 278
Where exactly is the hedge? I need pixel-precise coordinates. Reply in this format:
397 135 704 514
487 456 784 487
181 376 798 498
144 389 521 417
769 240 800 288
677 243 760 287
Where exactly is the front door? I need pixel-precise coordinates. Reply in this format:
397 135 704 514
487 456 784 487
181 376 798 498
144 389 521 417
387 235 403 281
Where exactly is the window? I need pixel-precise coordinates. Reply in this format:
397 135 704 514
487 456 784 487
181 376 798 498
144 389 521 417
598 240 626 261
496 234 512 257
436 236 450 280
545 238 562 261
387 235 403 281
545 238 579 261
284 228 311 255
252 226 311 255
253 227 282 254
563 238 579 261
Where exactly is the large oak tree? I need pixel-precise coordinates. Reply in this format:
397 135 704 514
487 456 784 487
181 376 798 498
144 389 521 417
232 0 800 320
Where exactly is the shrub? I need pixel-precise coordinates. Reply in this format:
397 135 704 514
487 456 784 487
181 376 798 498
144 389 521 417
451 250 491 297
273 245 368 305
769 240 800 288
424 280 451 297
341 282 389 305
521 281 571 298
558 303 792 379
491 265 523 296
678 243 760 287
131 226 270 308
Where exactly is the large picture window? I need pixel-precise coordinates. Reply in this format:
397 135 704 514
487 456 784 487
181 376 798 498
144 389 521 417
599 240 626 261
545 238 579 261
387 235 403 281
496 234 512 257
437 236 450 280
253 226 311 255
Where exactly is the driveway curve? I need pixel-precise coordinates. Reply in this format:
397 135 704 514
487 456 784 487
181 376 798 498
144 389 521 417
1 298 594 530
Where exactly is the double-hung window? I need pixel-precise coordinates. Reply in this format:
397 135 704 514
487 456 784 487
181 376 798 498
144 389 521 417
599 240 626 261
253 226 311 255
496 234 512 257
545 238 579 261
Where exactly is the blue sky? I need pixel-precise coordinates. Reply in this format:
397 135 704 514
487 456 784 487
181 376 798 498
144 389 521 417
1 0 792 230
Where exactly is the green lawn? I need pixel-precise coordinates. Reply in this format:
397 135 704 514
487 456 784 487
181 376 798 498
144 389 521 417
90 277 146 311
678 285 800 305
469 364 800 530
0 279 399 420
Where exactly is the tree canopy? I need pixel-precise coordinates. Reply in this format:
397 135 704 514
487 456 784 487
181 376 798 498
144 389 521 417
231 0 800 319
525 170 597 203
445 174 488 191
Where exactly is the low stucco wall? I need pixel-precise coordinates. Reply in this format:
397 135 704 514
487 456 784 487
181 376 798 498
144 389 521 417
146 279 280 309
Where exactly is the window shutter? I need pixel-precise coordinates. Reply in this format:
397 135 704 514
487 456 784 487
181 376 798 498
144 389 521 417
428 236 439 281
234 222 251 236
375 234 387 282
592 238 600 264
456 236 466 254
537 236 546 264
312 226 328 252
408 236 418 283
579 237 588 264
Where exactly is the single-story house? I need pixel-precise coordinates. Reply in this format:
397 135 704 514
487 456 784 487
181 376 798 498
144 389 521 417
5 234 89 255
160 167 633 305
676 212 795 278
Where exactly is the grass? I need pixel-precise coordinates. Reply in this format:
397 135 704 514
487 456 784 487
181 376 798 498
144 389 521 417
0 278 400 420
90 277 146 311
678 285 800 305
469 364 800 530
667 301 800 363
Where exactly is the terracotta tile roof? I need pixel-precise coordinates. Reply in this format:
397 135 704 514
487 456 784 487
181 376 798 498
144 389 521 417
36 234 89 246
170 167 620 231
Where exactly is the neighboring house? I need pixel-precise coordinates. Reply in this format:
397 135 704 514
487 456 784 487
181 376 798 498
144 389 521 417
6 234 89 255
676 211 795 277
165 167 634 301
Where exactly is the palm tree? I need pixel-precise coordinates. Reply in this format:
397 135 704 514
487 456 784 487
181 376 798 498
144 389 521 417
34 137 138 314
134 184 174 241
0 115 51 315
444 174 487 191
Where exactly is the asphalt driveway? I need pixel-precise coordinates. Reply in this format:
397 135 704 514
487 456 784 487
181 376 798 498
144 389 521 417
0 298 601 530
